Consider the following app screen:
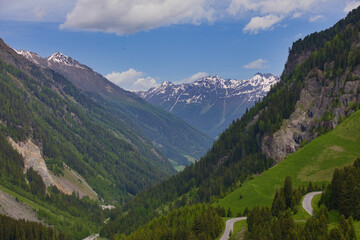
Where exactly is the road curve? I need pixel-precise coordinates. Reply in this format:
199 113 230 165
302 191 322 216
83 234 99 240
220 217 247 240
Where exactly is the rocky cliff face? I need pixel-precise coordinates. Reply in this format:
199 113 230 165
262 54 360 162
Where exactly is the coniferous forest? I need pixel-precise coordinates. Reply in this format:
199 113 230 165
0 214 67 240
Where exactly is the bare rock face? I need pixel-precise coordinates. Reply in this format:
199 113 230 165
8 138 98 199
262 69 360 162
8 138 54 187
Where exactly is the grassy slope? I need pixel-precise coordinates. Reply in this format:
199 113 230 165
215 110 360 215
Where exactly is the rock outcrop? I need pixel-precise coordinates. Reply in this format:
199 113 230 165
262 64 360 162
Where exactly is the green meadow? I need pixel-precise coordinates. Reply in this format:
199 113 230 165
215 110 360 215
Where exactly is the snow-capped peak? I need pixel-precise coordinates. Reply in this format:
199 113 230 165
47 52 85 69
137 72 280 137
14 49 43 65
14 49 86 70
160 81 173 86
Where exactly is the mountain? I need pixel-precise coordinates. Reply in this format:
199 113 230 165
15 50 213 167
0 38 177 203
138 74 279 137
102 7 360 237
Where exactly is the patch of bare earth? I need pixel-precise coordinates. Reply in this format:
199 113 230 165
8 137 98 200
0 190 39 222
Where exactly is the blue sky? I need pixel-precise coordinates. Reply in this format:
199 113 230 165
0 0 357 90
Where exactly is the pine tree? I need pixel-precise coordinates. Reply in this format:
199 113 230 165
284 176 293 209
227 207 232 217
271 190 286 216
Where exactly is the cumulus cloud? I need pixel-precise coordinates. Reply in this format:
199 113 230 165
133 77 157 91
178 72 208 84
243 14 283 34
61 0 215 35
105 68 157 91
229 0 327 34
309 15 324 22
243 58 269 69
344 1 360 13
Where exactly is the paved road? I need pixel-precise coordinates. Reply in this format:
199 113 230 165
219 191 322 239
83 234 99 240
219 217 247 240
302 191 322 216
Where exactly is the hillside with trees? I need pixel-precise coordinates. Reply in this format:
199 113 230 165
0 38 185 238
0 40 177 203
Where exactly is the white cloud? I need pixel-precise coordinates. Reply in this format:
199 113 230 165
295 33 302 39
178 72 208 84
309 15 324 22
61 0 215 35
105 68 157 91
243 15 283 34
133 77 157 91
229 0 328 34
243 58 269 69
344 1 360 13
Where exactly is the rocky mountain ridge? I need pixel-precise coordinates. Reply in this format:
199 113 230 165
138 73 279 137
14 49 213 166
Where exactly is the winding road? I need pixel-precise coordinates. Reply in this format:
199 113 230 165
302 191 322 216
218 191 322 239
219 217 247 240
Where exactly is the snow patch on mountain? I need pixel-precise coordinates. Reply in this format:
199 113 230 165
138 73 279 137
15 49 86 69
140 73 279 105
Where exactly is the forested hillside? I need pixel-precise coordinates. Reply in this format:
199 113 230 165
102 6 360 238
0 38 176 203
0 130 102 239
0 214 67 240
115 204 223 240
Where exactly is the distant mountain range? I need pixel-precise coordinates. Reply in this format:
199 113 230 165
15 49 213 168
138 74 279 137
